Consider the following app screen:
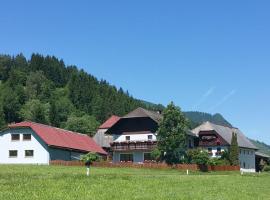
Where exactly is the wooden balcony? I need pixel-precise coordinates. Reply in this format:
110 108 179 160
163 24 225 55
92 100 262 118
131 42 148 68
111 141 157 152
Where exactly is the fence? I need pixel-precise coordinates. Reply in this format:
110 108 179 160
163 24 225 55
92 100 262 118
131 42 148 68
49 160 240 171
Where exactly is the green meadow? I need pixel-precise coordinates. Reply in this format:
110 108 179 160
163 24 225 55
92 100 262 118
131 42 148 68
0 165 269 200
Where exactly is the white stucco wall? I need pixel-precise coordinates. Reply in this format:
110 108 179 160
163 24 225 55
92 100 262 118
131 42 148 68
0 128 50 164
239 148 256 172
206 146 256 172
204 146 228 158
114 133 157 142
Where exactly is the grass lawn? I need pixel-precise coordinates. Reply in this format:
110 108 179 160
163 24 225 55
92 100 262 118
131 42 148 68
0 165 269 200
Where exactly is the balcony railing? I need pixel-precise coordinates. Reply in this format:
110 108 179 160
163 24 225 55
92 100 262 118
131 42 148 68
111 141 157 151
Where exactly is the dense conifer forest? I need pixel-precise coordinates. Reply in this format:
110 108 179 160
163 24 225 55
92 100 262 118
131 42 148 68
0 53 163 135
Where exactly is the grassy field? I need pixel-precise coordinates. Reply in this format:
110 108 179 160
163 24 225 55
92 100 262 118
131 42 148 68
0 165 269 200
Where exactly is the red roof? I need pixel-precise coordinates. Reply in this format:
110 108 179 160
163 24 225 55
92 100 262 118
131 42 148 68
99 115 120 129
9 121 107 155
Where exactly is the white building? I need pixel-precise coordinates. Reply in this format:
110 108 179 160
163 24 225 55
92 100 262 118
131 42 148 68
0 121 107 164
104 108 196 163
192 122 258 172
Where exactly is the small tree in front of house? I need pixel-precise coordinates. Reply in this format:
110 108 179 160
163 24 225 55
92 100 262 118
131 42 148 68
157 102 188 165
229 132 240 166
151 148 162 162
80 152 100 176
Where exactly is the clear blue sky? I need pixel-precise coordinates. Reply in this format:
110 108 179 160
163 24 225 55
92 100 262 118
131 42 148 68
1 1 269 144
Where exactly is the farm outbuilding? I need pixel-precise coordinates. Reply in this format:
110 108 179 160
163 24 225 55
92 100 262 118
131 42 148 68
0 121 106 164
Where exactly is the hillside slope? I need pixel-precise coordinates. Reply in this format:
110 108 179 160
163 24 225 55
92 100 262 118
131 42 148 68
184 111 232 129
249 139 270 156
0 53 161 134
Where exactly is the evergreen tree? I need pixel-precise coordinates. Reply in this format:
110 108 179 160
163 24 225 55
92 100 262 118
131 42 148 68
0 102 6 129
19 99 50 124
49 89 74 127
2 88 21 123
63 114 99 136
229 132 240 166
157 102 188 165
0 53 164 127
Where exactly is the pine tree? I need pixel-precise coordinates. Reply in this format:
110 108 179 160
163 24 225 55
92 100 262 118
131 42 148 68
157 102 188 165
0 102 6 129
229 132 240 166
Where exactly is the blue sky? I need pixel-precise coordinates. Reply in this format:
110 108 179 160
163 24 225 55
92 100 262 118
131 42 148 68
1 1 270 143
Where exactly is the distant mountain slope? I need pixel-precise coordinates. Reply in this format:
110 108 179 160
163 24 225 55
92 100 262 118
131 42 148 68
184 111 233 129
249 139 270 156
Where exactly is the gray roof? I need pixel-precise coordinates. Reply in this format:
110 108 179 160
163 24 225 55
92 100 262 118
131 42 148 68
192 121 258 150
123 107 162 123
255 152 270 158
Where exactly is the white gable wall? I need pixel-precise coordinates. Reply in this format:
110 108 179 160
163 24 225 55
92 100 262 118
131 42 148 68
114 133 157 142
0 128 50 164
239 148 256 172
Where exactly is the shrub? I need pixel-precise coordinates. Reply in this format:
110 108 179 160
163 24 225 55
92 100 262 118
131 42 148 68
187 149 209 165
187 149 200 164
80 152 100 166
207 158 219 166
207 158 231 166
263 165 270 172
151 148 161 162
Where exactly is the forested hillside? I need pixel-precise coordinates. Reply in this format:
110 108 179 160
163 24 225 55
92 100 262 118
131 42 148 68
0 53 162 135
184 111 233 129
249 139 270 156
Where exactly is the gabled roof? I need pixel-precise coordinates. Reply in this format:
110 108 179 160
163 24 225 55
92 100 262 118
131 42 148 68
8 121 107 155
99 115 120 129
192 121 258 150
123 107 162 123
255 152 270 158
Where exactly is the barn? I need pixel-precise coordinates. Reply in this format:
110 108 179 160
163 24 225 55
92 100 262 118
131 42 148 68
0 121 107 164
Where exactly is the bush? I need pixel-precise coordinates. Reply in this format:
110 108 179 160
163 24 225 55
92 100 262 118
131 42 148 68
263 165 270 172
187 149 209 165
151 148 161 162
187 149 200 163
207 158 231 166
207 158 219 166
80 152 100 166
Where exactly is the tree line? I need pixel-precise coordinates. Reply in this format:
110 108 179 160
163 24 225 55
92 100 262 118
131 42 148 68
0 53 163 135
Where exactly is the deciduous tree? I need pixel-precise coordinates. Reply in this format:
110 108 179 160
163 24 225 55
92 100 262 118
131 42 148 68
157 102 188 165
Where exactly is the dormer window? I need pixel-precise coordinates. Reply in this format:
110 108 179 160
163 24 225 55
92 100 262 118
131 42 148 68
126 136 130 141
148 135 153 140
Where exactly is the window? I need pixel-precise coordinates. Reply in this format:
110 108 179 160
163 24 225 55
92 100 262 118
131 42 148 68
216 147 222 156
23 134 31 141
25 150 34 157
9 150 18 157
144 153 154 161
120 154 133 162
243 150 246 155
148 135 153 140
11 134 20 141
125 136 130 141
240 149 242 154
